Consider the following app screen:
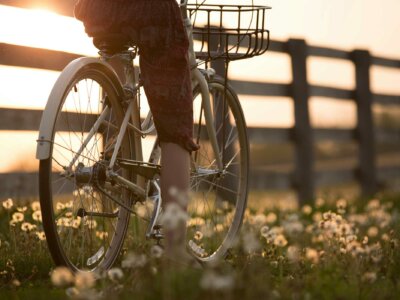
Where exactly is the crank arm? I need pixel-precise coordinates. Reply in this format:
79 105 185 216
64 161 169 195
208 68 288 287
76 207 118 218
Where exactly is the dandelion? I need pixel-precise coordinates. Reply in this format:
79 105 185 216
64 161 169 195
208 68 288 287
2 198 13 210
107 268 124 282
214 224 224 232
11 279 21 287
367 199 380 211
252 214 267 227
75 271 96 290
85 219 97 229
305 248 319 264
51 266 74 287
302 205 312 215
242 231 261 254
336 198 347 210
362 272 377 283
121 253 147 269
287 245 300 262
56 202 65 211
57 217 71 227
273 234 288 247
188 240 207 257
194 231 204 241
265 212 277 224
95 231 108 240
21 222 36 232
12 212 24 223
315 198 325 208
160 202 188 230
260 225 269 238
36 231 46 241
362 236 369 245
72 217 82 229
17 206 27 213
187 217 205 227
150 245 164 258
200 270 234 291
32 210 42 222
31 201 40 211
381 233 390 241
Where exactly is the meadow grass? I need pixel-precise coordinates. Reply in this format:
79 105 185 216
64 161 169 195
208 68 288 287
0 192 399 299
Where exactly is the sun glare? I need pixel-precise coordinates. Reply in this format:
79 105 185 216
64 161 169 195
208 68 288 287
0 5 97 56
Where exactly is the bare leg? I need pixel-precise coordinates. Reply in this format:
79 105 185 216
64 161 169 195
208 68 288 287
160 142 190 258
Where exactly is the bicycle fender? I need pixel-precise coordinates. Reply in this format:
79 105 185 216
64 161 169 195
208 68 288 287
36 57 124 160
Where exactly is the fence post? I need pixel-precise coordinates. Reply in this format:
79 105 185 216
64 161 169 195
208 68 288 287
288 39 315 204
352 50 378 196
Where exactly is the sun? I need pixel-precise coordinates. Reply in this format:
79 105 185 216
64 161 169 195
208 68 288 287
0 4 96 56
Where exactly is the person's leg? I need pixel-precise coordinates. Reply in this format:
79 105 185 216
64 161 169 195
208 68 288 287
160 142 190 258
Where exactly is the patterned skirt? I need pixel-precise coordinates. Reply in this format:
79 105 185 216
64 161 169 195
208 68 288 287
74 0 199 152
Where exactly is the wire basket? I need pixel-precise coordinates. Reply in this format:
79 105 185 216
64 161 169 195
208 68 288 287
188 4 271 61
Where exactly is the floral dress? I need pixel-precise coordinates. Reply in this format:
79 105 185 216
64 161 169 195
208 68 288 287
74 0 199 153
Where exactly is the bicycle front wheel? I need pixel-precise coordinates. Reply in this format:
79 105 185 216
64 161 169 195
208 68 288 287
188 75 249 262
39 62 135 272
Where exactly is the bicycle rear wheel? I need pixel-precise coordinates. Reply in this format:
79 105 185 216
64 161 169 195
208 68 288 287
39 62 135 272
188 75 249 262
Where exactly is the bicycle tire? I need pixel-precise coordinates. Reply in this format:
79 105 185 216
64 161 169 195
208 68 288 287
39 63 135 272
188 75 249 262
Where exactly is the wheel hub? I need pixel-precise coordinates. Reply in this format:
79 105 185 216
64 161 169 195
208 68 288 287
75 162 107 186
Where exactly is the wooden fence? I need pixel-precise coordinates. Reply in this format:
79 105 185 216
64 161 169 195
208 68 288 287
0 1 399 203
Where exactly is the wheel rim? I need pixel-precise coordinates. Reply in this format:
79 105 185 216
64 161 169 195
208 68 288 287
187 80 248 261
42 70 132 271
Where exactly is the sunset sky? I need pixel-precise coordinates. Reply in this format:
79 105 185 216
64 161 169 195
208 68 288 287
0 0 399 171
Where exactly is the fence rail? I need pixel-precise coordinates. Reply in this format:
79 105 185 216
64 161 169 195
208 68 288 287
0 2 399 203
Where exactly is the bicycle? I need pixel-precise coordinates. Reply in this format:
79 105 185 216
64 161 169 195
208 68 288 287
36 0 270 272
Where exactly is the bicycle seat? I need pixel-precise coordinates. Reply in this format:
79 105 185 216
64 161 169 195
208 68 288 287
93 32 131 55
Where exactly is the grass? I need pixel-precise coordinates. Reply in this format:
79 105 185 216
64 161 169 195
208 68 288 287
0 192 399 299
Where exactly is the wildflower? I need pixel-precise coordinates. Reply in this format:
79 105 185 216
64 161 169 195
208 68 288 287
12 212 24 223
200 270 234 291
242 231 261 254
315 198 325 208
12 279 21 287
150 245 164 258
270 261 278 268
95 231 108 240
56 202 65 211
75 271 95 290
214 224 224 232
287 245 300 262
17 206 27 213
362 236 369 245
312 212 322 222
72 217 81 229
107 268 124 282
85 219 97 229
187 217 205 227
366 199 380 211
36 231 46 241
336 198 347 210
31 201 40 211
302 205 312 215
305 248 319 264
265 212 277 224
273 234 288 248
21 222 36 232
362 272 377 283
121 253 147 269
260 225 269 238
32 210 42 222
51 266 74 287
252 214 267 227
160 203 188 230
2 198 13 210
381 233 390 241
194 231 204 241
57 218 71 227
